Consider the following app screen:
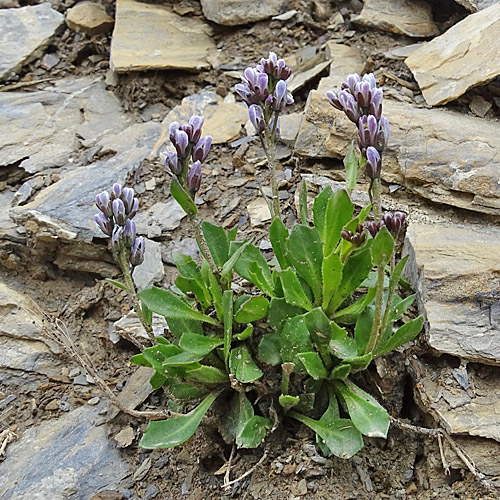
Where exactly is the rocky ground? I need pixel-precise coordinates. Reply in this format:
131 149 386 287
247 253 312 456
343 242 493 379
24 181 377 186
1 0 500 499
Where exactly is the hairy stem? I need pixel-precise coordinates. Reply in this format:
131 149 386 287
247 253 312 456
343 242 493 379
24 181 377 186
189 215 218 275
371 177 382 221
365 264 385 355
264 115 281 220
118 249 156 346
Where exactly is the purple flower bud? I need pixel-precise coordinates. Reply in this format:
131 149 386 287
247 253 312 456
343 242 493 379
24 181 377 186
95 191 112 217
112 198 127 226
235 83 257 105
344 73 361 94
358 115 379 152
270 116 280 140
338 91 361 123
169 121 181 143
187 161 202 194
326 89 343 110
128 198 139 220
362 73 377 90
130 237 145 267
341 229 353 242
355 81 372 108
378 115 390 151
165 151 182 175
369 88 383 120
189 115 205 143
111 183 122 201
272 80 288 111
123 219 136 248
111 225 124 250
192 136 212 163
382 212 406 234
174 129 189 158
180 123 194 142
94 212 113 236
365 146 382 179
248 104 265 134
121 187 135 213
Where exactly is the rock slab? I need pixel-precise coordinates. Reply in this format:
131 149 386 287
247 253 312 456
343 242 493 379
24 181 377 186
405 3 500 105
295 77 500 215
0 3 64 81
352 0 438 38
403 222 500 365
110 0 215 72
200 0 284 25
0 405 129 500
66 1 114 36
454 0 499 11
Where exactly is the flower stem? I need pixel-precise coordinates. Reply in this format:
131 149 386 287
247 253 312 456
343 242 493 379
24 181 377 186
189 215 218 276
365 264 385 355
117 249 156 346
263 114 281 220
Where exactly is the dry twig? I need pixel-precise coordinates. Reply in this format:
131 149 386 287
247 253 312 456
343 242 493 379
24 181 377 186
389 416 494 491
0 429 16 458
223 451 268 489
26 300 179 420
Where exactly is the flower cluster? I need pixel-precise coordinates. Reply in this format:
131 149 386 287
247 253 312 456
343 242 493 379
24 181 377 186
327 73 389 179
94 183 145 267
165 115 212 196
341 224 366 247
236 52 294 138
367 211 406 237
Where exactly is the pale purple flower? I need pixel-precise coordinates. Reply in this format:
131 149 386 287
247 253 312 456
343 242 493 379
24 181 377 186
95 191 112 217
165 151 181 175
111 225 124 250
365 146 381 179
189 115 205 143
94 212 113 236
174 129 189 158
272 80 288 111
187 161 202 194
192 136 212 164
123 219 136 248
249 104 265 134
378 115 390 151
112 199 127 226
130 237 145 267
111 183 122 201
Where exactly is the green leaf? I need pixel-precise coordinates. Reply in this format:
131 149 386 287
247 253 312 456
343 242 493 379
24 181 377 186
179 332 224 356
173 253 211 309
316 387 340 456
299 179 309 224
344 141 359 193
333 287 376 323
234 296 270 323
333 380 389 438
150 372 167 390
142 302 153 327
267 297 304 334
279 315 314 369
371 226 394 268
221 240 251 277
141 343 181 375
231 242 274 296
354 304 375 355
295 393 316 413
323 189 354 257
229 346 263 383
162 351 204 366
313 187 333 242
221 392 254 443
389 294 416 322
279 268 313 311
130 353 152 367
237 416 272 448
169 380 207 400
343 352 373 372
269 218 290 270
201 222 229 269
297 352 327 380
290 411 363 459
140 392 218 449
166 316 203 340
106 278 127 291
286 225 323 305
279 394 300 410
139 287 217 325
183 365 229 384
236 324 253 341
377 316 424 356
257 332 281 366
329 246 373 313
330 364 351 380
207 269 224 321
222 290 233 367
170 177 197 217
322 251 343 310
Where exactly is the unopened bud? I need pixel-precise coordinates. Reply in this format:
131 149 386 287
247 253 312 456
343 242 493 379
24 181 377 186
165 151 182 175
112 198 127 226
192 136 212 164
365 146 382 179
123 219 136 248
94 212 113 236
249 104 265 134
187 161 202 194
130 237 145 267
96 191 112 217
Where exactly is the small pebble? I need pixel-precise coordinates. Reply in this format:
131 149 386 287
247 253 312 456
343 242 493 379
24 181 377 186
88 397 100 406
69 367 81 378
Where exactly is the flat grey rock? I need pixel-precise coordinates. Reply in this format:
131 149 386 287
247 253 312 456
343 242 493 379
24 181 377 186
0 405 129 500
0 3 64 81
200 0 284 25
135 199 187 238
405 4 500 105
352 0 438 38
295 77 500 215
0 77 130 174
132 238 164 290
10 120 161 245
403 222 500 365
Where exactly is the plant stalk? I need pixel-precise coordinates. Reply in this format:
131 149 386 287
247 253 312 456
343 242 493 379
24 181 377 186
117 249 156 346
365 264 385 355
189 215 218 276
